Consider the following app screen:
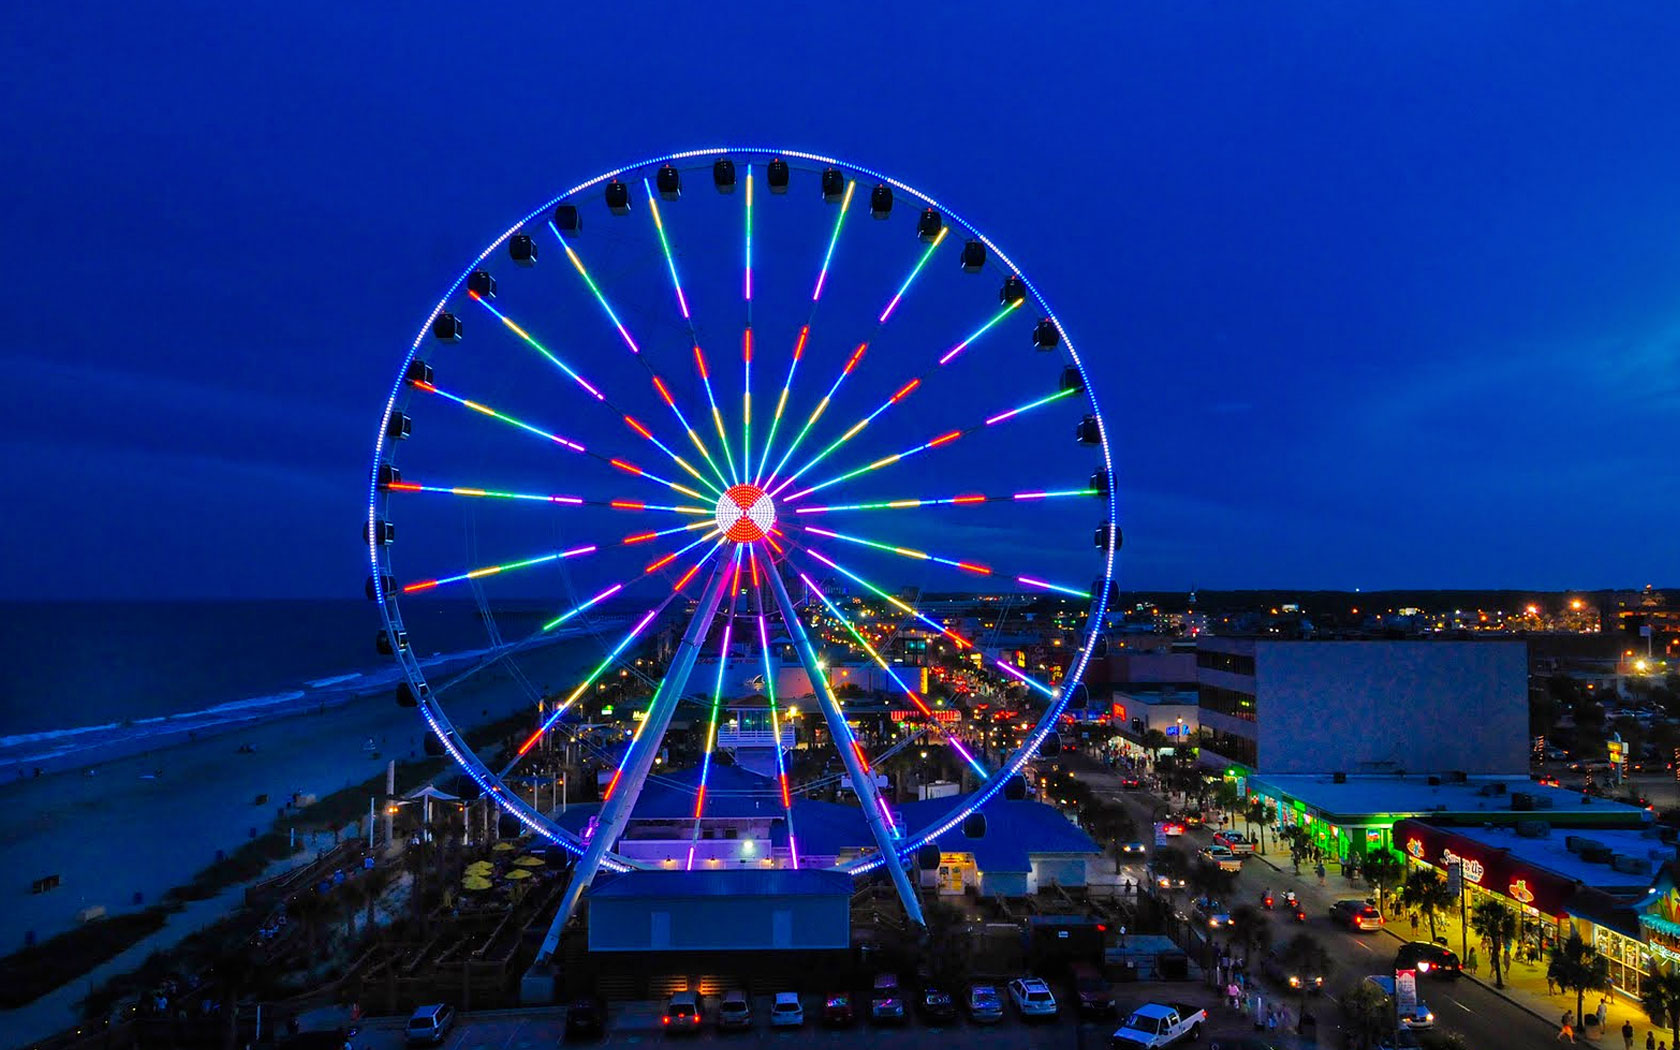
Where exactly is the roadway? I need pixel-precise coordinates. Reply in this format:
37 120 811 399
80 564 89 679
1084 761 1565 1048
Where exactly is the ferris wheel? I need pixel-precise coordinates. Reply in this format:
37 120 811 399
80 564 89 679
365 147 1119 931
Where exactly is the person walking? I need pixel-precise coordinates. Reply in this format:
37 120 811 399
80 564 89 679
1648 1031 1657 1050
1622 1019 1634 1050
1599 998 1610 1032
1558 1018 1575 1042
1315 862 1327 887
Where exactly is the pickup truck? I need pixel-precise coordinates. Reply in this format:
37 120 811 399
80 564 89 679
1109 1003 1206 1049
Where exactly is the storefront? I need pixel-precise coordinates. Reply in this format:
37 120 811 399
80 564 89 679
1394 820 1578 962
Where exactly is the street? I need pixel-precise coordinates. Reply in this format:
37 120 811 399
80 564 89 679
1087 761 1566 1048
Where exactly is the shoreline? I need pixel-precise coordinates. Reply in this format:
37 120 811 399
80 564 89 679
0 634 598 958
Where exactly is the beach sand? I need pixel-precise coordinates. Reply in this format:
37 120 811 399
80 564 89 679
0 637 594 958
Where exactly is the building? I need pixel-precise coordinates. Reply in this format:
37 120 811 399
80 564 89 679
1245 771 1651 864
1195 638 1528 773
587 869 852 951
1394 819 1672 999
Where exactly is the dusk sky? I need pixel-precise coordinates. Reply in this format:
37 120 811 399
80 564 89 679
5 3 1678 599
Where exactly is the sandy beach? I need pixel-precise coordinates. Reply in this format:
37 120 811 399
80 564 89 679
0 636 595 957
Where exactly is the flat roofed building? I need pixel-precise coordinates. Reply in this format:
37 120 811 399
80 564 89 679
1196 638 1528 774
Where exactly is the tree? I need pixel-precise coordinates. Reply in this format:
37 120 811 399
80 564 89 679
1641 968 1680 1050
1400 868 1457 942
287 891 331 958
1548 929 1611 1035
1277 932 1333 1015
209 946 258 1050
1213 781 1243 829
1227 903 1272 966
1339 979 1392 1050
1362 849 1406 915
361 865 396 934
1469 899 1518 988
1245 798 1270 855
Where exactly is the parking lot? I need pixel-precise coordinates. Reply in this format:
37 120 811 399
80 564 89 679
337 981 1272 1050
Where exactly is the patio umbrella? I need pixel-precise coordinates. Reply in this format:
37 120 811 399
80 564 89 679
504 868 533 881
461 877 492 891
465 861 494 873
492 841 516 852
514 855 545 867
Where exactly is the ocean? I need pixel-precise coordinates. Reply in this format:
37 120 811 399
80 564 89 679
0 599 596 771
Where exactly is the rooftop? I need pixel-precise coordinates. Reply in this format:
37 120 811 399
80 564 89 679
1447 824 1673 894
590 868 854 898
1250 773 1653 826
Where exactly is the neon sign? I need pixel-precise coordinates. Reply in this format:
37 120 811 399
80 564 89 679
1405 838 1424 860
1509 879 1535 905
1441 848 1485 884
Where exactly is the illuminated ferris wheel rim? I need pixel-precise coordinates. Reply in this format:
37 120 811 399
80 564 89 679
365 145 1120 880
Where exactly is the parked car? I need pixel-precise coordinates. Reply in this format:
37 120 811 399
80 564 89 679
1362 975 1434 1029
1260 948 1325 995
1198 844 1244 872
717 990 752 1030
1008 976 1059 1019
870 973 906 1024
1394 941 1461 979
1329 898 1384 931
1069 963 1115 1017
663 992 703 1034
822 992 855 1026
563 996 606 1040
770 992 803 1028
404 1004 457 1046
1212 830 1256 855
966 983 1004 1023
917 985 957 1023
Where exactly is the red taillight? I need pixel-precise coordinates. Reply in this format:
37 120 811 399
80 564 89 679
663 1017 670 1025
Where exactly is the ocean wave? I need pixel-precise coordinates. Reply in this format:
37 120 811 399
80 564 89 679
0 631 597 769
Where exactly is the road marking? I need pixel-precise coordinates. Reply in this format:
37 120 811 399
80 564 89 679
1455 1000 1473 1013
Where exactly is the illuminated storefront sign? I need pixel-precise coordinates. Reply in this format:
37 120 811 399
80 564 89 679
1440 849 1485 884
1509 879 1535 905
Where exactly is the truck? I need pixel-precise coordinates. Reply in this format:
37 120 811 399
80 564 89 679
1109 1003 1206 1049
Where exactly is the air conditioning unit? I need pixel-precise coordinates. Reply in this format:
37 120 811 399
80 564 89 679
1332 772 1347 784
1612 855 1654 876
1515 820 1551 838
1427 776 1442 787
1510 792 1535 811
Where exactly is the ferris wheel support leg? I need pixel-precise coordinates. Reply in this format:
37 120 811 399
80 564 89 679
762 561 925 926
539 559 734 959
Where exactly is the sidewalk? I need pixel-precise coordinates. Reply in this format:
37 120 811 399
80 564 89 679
1255 848 1663 1045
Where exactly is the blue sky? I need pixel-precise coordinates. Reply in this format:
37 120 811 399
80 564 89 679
3 2 1677 598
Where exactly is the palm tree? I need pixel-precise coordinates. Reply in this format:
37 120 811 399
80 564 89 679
1339 979 1391 1050
1400 868 1457 942
287 891 331 959
1641 967 1680 1049
1245 798 1270 854
1362 849 1406 915
361 865 396 933
1469 899 1518 988
1213 781 1242 830
1548 929 1612 1036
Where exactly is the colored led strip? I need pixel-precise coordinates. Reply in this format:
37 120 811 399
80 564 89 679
521 538 724 756
691 344 740 485
767 301 1029 499
743 164 753 306
742 326 752 486
784 387 1080 502
751 548 799 867
753 325 808 486
811 179 855 302
794 540 1062 700
540 531 719 632
384 479 709 514
790 488 1096 515
879 226 948 323
403 545 597 594
688 550 744 869
469 292 604 400
797 522 1087 596
798 570 986 776
643 180 690 320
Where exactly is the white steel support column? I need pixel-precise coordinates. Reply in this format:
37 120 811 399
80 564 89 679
763 559 925 925
541 559 734 956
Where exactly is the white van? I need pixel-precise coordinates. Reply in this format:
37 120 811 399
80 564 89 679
405 1003 457 1045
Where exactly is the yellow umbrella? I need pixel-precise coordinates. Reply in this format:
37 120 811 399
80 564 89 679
504 868 533 880
461 877 492 891
492 841 516 852
465 862 494 873
514 855 545 867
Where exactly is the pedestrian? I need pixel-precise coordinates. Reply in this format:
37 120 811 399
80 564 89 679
1623 1019 1635 1050
1599 998 1610 1031
1547 973 1557 996
1226 982 1240 1009
1315 862 1326 886
1467 947 1478 974
1410 911 1420 933
1648 1032 1657 1050
1558 1019 1575 1042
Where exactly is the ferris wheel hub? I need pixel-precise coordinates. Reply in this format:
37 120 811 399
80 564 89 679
716 483 776 543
